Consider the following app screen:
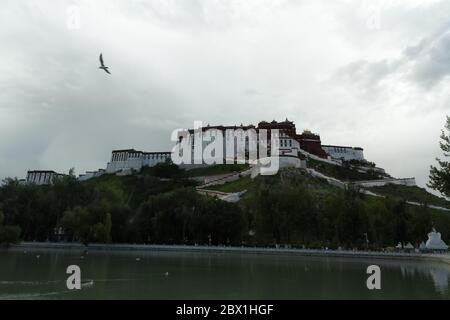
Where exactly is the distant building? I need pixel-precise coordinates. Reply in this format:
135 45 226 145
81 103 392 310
106 149 171 174
297 130 328 159
179 120 301 163
178 119 362 162
78 169 106 181
26 170 66 185
322 145 365 162
354 177 416 188
83 118 368 179
258 119 302 157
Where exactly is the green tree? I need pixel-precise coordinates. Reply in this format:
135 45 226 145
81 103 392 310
91 212 113 243
336 189 369 248
0 225 21 246
366 199 394 248
429 116 450 198
410 205 432 244
61 206 90 244
390 200 412 244
61 206 113 244
0 210 21 246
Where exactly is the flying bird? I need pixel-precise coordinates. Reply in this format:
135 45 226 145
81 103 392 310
98 53 111 74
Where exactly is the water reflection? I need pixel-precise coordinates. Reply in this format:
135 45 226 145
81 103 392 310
399 261 449 294
1 249 450 299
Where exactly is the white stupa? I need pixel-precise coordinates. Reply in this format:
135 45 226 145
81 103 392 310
425 228 449 250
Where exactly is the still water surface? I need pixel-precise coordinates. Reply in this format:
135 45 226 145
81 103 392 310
0 248 449 299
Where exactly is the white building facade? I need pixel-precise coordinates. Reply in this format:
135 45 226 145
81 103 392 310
173 120 371 166
26 170 66 185
105 149 171 174
174 122 302 166
322 145 365 162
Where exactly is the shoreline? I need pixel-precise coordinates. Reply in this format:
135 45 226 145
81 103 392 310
5 242 450 265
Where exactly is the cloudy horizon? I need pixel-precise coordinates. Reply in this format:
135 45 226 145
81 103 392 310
1 0 449 195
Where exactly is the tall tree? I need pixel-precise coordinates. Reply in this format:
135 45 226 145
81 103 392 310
429 116 450 198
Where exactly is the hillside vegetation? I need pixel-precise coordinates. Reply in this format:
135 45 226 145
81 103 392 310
1 163 449 249
367 185 450 209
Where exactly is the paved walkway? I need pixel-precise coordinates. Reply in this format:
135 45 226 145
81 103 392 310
9 242 450 265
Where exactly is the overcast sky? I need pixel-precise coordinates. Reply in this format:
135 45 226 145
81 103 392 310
1 0 449 192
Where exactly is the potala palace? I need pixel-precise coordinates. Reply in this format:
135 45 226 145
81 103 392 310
84 119 369 181
22 119 415 188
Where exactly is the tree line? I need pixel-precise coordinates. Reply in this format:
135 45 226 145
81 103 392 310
0 166 448 249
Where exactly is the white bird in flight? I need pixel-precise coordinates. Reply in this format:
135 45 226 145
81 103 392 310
98 53 111 74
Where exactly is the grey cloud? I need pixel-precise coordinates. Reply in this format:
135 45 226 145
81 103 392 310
1 0 449 193
243 88 261 96
336 29 450 93
409 31 450 88
336 59 400 90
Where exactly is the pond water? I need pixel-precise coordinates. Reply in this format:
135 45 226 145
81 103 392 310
0 248 449 299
